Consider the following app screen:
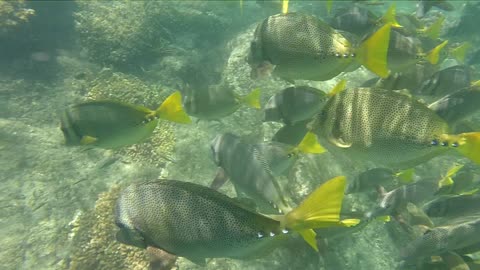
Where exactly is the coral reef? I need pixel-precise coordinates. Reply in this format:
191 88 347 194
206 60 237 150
66 186 151 270
74 1 167 67
0 0 35 36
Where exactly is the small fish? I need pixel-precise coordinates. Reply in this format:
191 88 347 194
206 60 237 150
308 87 480 168
272 120 310 146
115 177 359 264
418 65 472 97
263 86 328 125
181 86 261 120
428 84 480 127
423 194 480 219
60 91 191 149
366 180 438 219
400 219 480 266
386 29 448 72
330 4 401 37
361 63 436 92
248 13 392 82
345 168 396 195
210 132 323 213
416 0 454 18
435 163 480 196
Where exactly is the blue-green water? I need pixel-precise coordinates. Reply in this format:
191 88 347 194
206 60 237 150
1 1 479 269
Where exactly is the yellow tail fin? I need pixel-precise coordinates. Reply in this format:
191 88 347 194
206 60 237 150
440 133 480 164
357 24 392 78
457 133 480 164
282 0 289 14
472 80 480 88
296 131 326 154
242 88 261 109
425 40 448 65
326 0 333 15
422 16 445 40
380 4 402 28
298 229 318 251
285 176 354 230
395 168 415 184
450 42 471 64
156 91 192 124
328 79 347 97
438 162 462 190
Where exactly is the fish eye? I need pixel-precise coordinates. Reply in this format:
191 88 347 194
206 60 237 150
441 141 448 147
451 142 459 148
430 139 439 146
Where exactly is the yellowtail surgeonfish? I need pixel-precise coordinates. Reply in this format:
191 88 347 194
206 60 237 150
308 87 480 169
248 12 392 82
210 132 324 214
400 219 480 268
114 177 358 265
263 86 328 125
60 91 191 149
386 29 448 72
181 86 261 120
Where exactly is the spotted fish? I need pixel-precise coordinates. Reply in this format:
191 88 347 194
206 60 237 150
115 177 358 264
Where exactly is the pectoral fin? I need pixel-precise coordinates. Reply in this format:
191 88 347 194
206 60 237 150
210 168 229 190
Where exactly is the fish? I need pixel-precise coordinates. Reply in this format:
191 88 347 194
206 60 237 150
345 168 396 195
400 219 480 266
263 86 328 125
272 120 310 146
330 4 401 37
435 163 480 196
366 180 438 219
248 12 392 82
181 86 261 120
417 65 472 97
210 132 324 214
416 0 454 18
428 84 480 127
114 177 359 264
386 29 448 72
423 194 480 219
308 87 480 169
359 63 437 92
60 91 191 149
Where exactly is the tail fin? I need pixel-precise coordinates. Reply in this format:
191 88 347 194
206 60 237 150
395 168 415 184
450 42 471 64
296 131 326 154
326 0 333 15
422 16 445 40
285 176 357 230
440 132 480 164
284 176 359 251
156 91 192 124
425 40 448 65
379 4 402 28
357 24 392 78
282 0 289 14
241 88 261 109
328 79 347 97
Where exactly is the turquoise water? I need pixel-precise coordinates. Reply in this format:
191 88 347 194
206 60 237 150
1 1 479 269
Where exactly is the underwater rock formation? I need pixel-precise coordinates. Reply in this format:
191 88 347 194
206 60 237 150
66 186 157 270
0 0 34 36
